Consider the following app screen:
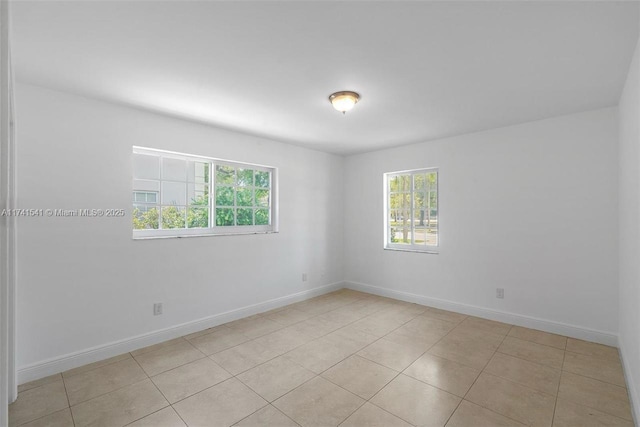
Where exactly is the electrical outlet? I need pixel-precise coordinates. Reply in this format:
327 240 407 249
302 273 308 282
153 303 163 315
496 288 504 299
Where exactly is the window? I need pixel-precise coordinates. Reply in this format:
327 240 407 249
132 147 277 238
385 168 438 252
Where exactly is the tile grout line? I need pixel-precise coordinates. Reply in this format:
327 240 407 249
230 403 302 427
169 401 191 427
122 351 177 426
450 324 524 426
551 348 568 427
551 396 634 425
505 334 570 352
561 352 627 388
60 374 76 427
60 353 134 381
66 349 180 409
493 347 563 371
495 333 629 387
479 356 562 398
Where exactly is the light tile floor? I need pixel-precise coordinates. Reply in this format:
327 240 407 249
9 290 634 427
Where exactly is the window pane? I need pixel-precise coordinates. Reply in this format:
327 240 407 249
389 193 399 209
414 174 426 190
255 208 269 225
255 189 269 207
133 179 160 193
400 228 411 244
389 193 410 210
134 191 158 203
427 194 438 246
426 230 437 246
133 206 159 229
414 192 427 209
428 172 437 190
400 175 411 191
188 161 209 184
133 153 160 180
389 176 400 192
162 206 186 229
163 157 187 181
388 227 395 243
162 182 187 206
216 208 234 226
216 165 235 185
236 188 253 206
237 169 253 186
390 175 410 192
237 208 253 225
390 227 411 244
215 186 234 206
413 209 427 226
255 171 269 188
389 210 399 225
188 183 209 206
396 208 410 223
414 226 427 245
187 207 208 228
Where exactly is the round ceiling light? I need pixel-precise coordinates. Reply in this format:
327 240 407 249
329 91 360 114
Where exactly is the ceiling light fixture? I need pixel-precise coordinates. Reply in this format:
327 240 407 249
329 91 360 114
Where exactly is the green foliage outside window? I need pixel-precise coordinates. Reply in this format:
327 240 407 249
214 165 270 227
133 207 159 230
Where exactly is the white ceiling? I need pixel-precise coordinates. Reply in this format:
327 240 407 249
11 1 640 155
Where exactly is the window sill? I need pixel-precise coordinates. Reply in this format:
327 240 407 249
133 230 278 240
384 247 439 255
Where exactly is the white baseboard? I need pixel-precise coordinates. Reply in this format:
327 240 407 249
17 281 344 384
345 281 618 347
619 339 639 425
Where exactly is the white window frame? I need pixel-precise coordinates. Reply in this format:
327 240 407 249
384 168 439 253
133 146 278 239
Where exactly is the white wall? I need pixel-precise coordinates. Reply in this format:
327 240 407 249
14 83 344 377
344 108 619 343
618 31 640 422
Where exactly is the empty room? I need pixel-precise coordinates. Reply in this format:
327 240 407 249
1 1 640 426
